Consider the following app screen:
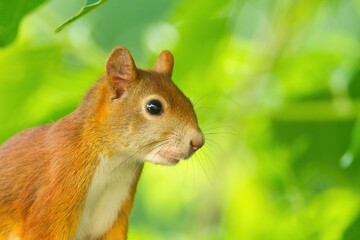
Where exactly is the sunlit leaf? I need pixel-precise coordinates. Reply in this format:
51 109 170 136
55 0 109 33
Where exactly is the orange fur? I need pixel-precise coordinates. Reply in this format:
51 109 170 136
0 46 204 239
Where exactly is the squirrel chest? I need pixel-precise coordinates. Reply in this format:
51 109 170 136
74 156 142 239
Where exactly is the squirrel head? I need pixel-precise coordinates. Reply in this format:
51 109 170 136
89 46 204 165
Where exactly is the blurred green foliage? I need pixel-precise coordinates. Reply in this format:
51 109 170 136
1 0 360 239
0 0 47 46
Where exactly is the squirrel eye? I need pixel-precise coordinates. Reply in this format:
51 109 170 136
146 100 163 115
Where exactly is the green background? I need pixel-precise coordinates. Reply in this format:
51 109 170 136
1 0 360 239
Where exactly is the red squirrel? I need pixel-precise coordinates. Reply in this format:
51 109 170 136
0 46 205 239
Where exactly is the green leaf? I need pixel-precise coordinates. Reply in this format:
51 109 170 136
340 115 360 168
0 0 47 47
55 0 109 33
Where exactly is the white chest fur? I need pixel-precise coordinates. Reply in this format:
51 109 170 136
74 156 140 239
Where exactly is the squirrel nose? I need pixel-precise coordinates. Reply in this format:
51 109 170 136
190 133 205 151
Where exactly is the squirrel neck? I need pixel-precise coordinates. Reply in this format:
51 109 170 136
55 78 114 157
77 78 113 122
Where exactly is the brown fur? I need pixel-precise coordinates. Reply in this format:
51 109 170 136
0 46 204 239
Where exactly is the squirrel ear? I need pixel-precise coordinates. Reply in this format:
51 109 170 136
105 46 137 98
153 50 174 77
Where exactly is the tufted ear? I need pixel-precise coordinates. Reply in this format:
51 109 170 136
153 50 174 78
105 46 137 98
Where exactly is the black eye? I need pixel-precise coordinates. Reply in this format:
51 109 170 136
146 100 163 115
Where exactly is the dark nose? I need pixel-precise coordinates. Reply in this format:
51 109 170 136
190 133 205 151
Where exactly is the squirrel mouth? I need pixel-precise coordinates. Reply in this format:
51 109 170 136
145 148 196 166
158 153 182 165
167 158 180 165
160 149 196 164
